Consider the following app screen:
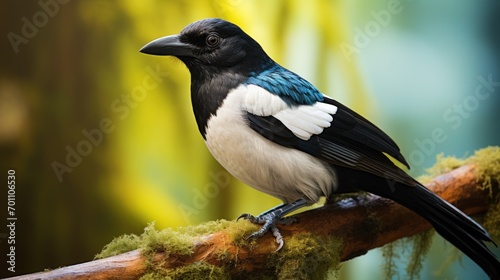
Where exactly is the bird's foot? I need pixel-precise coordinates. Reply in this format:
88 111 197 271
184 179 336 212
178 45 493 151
236 198 308 251
237 212 299 251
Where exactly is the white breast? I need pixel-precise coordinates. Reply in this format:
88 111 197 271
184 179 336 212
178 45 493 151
204 85 338 204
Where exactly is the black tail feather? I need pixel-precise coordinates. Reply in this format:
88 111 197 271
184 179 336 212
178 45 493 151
337 167 500 279
400 184 499 279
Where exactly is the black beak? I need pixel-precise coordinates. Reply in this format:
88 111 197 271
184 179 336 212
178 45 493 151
139 35 193 57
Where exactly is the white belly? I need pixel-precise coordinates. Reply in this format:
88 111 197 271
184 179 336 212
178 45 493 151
204 90 337 204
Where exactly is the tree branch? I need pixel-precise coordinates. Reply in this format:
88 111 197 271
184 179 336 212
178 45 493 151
9 164 496 280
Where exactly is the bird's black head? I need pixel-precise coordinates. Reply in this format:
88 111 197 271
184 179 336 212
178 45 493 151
140 18 272 75
140 19 275 137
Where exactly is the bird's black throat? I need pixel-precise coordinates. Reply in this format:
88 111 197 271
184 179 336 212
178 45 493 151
190 69 247 138
187 56 275 139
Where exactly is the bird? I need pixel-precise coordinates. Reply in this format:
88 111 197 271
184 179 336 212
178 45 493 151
140 18 499 278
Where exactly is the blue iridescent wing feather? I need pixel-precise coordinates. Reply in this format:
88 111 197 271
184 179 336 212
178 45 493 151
245 64 324 106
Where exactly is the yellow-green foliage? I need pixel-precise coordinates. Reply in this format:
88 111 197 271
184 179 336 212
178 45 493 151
383 146 500 279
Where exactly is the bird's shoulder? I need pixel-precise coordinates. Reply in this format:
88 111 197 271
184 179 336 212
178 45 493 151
244 64 323 106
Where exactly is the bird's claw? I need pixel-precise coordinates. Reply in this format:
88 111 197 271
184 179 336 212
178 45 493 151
237 199 308 251
238 212 299 251
237 213 259 223
271 226 284 251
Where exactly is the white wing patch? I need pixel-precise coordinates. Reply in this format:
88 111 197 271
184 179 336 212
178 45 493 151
234 84 338 141
242 84 288 116
275 102 337 140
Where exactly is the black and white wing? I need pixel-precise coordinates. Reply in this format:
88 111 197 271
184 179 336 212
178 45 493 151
243 88 415 187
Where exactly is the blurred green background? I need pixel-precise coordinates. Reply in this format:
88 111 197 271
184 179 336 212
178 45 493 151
0 0 499 279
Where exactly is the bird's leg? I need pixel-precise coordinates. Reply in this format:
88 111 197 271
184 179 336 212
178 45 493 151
237 198 307 227
237 198 308 250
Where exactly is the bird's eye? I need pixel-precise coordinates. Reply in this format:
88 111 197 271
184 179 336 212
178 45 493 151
205 34 220 47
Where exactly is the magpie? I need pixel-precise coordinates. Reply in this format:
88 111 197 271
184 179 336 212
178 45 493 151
140 18 499 278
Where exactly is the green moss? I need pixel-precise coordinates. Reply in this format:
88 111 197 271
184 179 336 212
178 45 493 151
96 221 236 279
382 230 435 280
174 219 235 236
471 146 500 198
96 220 246 260
224 219 260 246
381 241 399 279
417 147 500 238
417 146 500 237
96 219 342 279
95 233 142 259
484 202 500 238
469 147 500 237
269 233 343 280
419 146 500 194
405 230 434 278
139 223 196 268
383 146 500 279
417 153 466 184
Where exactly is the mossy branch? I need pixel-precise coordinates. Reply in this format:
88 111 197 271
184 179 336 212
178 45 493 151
8 147 500 280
